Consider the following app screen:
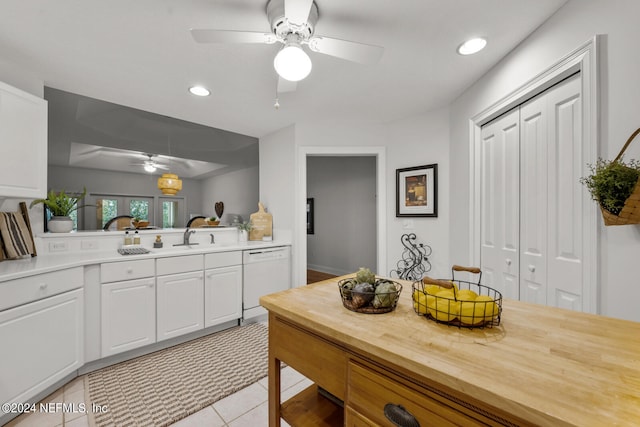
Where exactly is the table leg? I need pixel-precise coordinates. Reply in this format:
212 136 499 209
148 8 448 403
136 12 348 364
268 328 282 426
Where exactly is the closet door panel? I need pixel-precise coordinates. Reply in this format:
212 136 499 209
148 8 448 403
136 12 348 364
480 108 520 300
547 75 583 311
520 94 548 305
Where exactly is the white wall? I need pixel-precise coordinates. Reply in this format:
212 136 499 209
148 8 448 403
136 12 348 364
201 166 259 224
307 156 376 275
260 111 451 285
450 0 640 321
259 124 296 236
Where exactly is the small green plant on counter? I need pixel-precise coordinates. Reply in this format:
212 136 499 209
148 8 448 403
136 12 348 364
30 187 89 217
580 158 640 215
208 216 219 222
237 221 253 231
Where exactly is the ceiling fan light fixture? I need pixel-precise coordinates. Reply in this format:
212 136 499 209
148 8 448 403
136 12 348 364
144 163 157 173
273 42 312 82
457 37 487 55
188 85 210 96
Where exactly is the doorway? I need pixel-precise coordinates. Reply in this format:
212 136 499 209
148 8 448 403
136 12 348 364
294 146 387 288
306 156 377 283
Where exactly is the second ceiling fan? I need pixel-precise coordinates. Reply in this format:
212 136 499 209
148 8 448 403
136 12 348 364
191 0 384 93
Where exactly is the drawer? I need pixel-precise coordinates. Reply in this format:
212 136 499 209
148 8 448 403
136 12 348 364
0 267 83 311
156 254 203 276
271 317 346 400
347 361 487 427
100 259 155 283
204 251 242 269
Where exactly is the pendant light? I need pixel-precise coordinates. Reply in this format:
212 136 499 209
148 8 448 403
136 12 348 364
157 173 182 195
157 135 182 195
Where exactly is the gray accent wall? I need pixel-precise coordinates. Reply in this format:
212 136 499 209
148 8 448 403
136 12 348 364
306 156 376 275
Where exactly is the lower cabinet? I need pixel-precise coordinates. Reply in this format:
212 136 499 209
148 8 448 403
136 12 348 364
0 289 83 405
204 265 242 327
157 271 204 341
101 277 156 357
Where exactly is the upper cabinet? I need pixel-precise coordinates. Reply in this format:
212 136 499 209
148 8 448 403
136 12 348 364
0 81 47 199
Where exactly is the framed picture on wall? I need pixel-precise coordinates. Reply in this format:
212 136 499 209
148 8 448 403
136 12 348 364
306 198 314 234
396 164 438 217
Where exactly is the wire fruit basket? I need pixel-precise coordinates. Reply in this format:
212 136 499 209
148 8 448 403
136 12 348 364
338 277 402 314
412 265 502 328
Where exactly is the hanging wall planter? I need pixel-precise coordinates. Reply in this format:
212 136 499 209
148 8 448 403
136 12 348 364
581 128 640 226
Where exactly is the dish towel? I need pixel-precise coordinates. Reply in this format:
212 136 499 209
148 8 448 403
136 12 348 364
0 211 35 259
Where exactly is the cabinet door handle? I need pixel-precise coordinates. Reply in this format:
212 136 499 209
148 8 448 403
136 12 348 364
505 258 512 266
127 267 134 274
39 283 47 290
528 264 536 272
384 403 420 427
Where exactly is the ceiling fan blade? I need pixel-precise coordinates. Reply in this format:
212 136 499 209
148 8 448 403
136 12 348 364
308 36 384 65
190 29 276 44
285 0 314 25
277 77 297 93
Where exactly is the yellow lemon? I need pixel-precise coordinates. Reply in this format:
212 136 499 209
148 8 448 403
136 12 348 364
413 290 428 314
424 284 441 295
428 290 459 321
474 295 500 319
456 289 478 301
459 301 487 325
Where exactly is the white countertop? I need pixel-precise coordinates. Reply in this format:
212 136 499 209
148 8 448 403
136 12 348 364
0 240 291 282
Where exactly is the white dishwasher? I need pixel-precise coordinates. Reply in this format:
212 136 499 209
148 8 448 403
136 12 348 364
242 246 291 321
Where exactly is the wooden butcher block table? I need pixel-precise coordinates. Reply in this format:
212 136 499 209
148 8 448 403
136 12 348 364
260 275 640 426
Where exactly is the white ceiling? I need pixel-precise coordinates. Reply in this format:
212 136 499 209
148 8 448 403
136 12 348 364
1 0 568 147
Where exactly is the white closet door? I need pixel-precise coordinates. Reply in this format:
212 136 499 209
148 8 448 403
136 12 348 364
546 75 583 310
480 108 520 299
519 92 548 305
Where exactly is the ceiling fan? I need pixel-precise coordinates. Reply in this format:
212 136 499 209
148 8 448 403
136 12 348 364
190 0 384 93
130 154 170 173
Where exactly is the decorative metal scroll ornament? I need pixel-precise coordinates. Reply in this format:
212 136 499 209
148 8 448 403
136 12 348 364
389 233 432 280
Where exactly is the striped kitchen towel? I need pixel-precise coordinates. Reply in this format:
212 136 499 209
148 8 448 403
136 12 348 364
0 211 35 259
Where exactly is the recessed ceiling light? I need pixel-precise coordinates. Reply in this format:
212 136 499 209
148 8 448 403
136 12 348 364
457 38 487 55
189 86 210 96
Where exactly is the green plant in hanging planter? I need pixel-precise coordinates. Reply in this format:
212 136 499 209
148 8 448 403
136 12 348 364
30 187 89 217
580 158 640 215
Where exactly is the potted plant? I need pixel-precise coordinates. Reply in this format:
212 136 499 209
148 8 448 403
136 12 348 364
30 187 90 232
236 221 252 242
206 216 220 226
580 157 640 226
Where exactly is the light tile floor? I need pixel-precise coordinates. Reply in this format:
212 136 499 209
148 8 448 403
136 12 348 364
5 366 311 427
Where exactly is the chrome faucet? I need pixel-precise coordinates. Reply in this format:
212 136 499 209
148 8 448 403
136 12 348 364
183 229 196 245
174 229 198 246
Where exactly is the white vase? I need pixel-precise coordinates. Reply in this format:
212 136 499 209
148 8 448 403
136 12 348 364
48 216 73 233
239 229 248 243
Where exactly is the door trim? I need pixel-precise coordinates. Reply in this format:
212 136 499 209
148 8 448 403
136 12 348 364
469 36 600 313
295 146 387 287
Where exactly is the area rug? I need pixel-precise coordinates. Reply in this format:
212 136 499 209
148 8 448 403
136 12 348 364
86 322 268 427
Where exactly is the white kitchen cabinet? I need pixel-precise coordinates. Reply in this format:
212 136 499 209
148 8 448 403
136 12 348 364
0 80 47 199
204 265 242 327
101 277 156 357
156 271 204 341
0 289 83 405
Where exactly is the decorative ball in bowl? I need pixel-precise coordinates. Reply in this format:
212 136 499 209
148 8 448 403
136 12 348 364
338 268 402 314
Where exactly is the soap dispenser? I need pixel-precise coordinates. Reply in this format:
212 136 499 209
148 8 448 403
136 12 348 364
133 230 141 245
124 231 132 246
154 235 163 248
